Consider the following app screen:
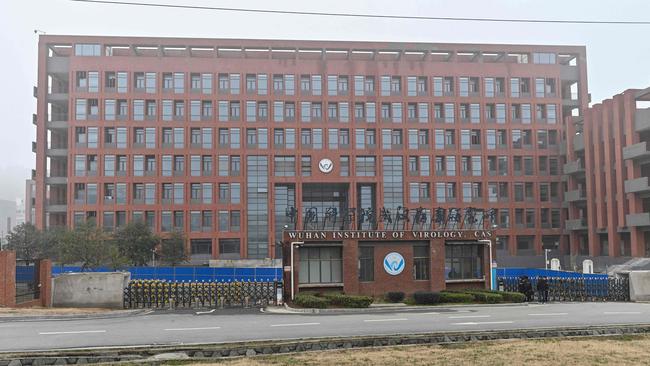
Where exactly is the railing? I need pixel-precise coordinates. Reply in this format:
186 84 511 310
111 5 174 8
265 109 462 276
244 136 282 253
498 276 629 302
123 280 279 309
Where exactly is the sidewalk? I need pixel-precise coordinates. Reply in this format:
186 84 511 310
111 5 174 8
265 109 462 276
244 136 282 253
0 307 149 322
264 301 532 314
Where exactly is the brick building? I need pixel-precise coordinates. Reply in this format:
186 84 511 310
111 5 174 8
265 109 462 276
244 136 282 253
565 88 650 260
33 35 592 284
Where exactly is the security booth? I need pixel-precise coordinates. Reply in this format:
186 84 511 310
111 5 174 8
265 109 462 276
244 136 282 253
282 229 495 299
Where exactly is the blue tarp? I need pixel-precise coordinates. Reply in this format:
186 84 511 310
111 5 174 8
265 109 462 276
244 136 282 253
51 266 282 282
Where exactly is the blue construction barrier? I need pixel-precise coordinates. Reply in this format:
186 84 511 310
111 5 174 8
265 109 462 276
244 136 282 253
52 266 283 282
496 268 608 279
16 266 36 282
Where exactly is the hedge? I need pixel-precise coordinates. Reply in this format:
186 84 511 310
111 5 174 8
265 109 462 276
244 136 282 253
293 293 330 309
439 291 474 303
386 291 406 303
463 290 503 303
322 292 374 308
413 291 441 305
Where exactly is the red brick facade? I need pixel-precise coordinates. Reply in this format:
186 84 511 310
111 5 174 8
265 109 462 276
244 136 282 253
565 88 650 257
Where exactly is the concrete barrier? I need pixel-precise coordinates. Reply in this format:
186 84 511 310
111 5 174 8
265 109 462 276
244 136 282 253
629 271 650 301
51 272 130 309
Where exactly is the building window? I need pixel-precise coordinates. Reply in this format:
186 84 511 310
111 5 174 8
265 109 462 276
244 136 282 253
359 246 374 282
413 245 430 280
219 239 241 259
445 244 484 280
298 247 343 284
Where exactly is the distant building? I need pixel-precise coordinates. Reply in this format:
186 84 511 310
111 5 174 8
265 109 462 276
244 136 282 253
0 199 17 237
25 179 35 224
15 198 25 226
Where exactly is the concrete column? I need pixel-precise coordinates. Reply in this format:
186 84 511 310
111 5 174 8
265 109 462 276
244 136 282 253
342 239 359 295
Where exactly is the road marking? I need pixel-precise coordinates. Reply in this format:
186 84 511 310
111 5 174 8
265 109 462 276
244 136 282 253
270 322 320 327
528 313 569 316
417 312 440 315
453 321 514 325
164 327 221 331
603 311 641 315
363 318 408 323
195 309 216 315
39 330 106 335
448 315 491 319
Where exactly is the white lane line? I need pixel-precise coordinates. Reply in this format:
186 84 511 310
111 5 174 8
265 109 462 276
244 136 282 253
195 309 216 315
417 312 440 315
603 311 642 315
448 315 491 319
528 313 569 316
164 327 221 331
363 318 408 323
39 330 106 335
453 321 514 325
270 322 320 327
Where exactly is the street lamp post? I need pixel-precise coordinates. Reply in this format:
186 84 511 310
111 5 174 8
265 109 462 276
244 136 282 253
290 241 304 301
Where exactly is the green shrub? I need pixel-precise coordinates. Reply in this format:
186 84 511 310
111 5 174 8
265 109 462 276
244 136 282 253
413 291 441 305
322 292 373 308
439 291 474 303
463 291 503 303
293 293 330 308
386 291 406 303
499 291 526 303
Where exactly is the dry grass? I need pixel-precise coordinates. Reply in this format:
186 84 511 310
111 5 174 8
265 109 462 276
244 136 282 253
0 307 114 316
183 335 650 366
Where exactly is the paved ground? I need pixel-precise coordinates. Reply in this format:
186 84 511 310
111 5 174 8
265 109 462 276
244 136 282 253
1 302 649 353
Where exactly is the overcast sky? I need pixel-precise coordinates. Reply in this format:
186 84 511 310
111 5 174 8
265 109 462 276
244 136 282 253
0 0 649 202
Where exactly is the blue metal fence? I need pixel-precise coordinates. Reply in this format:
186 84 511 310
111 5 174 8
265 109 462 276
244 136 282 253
52 266 283 282
496 268 608 279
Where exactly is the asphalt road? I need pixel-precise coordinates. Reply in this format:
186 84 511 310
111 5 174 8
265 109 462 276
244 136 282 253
1 302 650 352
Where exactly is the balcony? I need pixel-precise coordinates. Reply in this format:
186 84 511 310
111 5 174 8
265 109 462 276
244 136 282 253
47 92 68 102
565 189 587 203
48 120 68 129
563 160 585 175
623 141 650 161
46 148 67 157
636 109 650 132
45 204 67 213
573 134 584 151
565 218 587 231
626 212 650 227
560 65 579 81
47 56 69 74
45 176 67 185
625 177 650 195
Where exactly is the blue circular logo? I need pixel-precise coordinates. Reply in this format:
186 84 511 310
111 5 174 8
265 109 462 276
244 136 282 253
383 252 405 276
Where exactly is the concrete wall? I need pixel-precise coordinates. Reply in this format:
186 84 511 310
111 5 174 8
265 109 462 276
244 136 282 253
52 272 130 309
629 271 650 301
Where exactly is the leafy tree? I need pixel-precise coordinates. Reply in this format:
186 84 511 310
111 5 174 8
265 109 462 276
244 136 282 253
57 222 110 271
113 221 159 266
160 230 188 266
105 242 130 271
4 223 46 262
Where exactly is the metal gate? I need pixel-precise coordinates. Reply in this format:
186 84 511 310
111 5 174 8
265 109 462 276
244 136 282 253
15 262 39 304
123 280 280 309
498 276 630 302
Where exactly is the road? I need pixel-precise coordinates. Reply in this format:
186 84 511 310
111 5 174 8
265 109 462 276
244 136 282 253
1 302 649 352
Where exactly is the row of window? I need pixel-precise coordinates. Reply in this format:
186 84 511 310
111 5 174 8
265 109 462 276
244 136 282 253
73 98 559 124
73 125 562 152
68 180 564 208
72 209 241 233
72 153 564 178
73 70 562 99
72 182 241 205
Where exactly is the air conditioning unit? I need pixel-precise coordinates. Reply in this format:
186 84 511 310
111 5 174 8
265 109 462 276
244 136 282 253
105 196 113 200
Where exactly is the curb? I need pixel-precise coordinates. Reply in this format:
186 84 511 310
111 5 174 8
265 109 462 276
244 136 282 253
266 301 536 314
1 324 650 364
0 309 151 323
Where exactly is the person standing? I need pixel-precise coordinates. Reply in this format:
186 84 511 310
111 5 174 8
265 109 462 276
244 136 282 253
537 276 549 303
